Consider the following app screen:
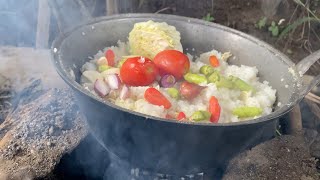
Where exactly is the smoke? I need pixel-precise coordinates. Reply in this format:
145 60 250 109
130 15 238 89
0 0 38 46
1 1 283 180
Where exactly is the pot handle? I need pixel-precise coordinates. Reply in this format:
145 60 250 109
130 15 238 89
295 49 320 96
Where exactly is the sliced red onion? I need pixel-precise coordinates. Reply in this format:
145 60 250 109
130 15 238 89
105 74 120 90
94 79 110 97
119 85 130 100
160 75 176 88
116 74 122 83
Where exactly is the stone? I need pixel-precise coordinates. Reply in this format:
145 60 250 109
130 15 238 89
0 79 88 178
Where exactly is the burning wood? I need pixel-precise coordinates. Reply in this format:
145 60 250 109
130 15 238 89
0 79 88 179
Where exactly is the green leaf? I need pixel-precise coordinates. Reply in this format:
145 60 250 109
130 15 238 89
278 17 319 39
271 26 279 36
256 17 267 29
268 21 279 37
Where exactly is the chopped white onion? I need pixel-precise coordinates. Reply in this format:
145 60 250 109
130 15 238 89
96 57 108 66
94 79 110 97
105 74 120 90
81 71 102 83
81 62 97 72
119 85 130 100
101 68 120 77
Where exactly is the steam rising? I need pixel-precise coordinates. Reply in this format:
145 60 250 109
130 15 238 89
1 1 281 179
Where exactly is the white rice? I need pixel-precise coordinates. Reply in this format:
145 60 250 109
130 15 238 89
80 41 277 123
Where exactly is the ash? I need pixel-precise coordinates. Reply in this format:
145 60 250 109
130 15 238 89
0 79 88 178
0 74 14 124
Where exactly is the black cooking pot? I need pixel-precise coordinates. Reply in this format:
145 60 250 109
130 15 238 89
51 14 320 176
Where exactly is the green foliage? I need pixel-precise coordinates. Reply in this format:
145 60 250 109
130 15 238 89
268 21 279 37
255 17 267 29
277 0 320 40
202 13 215 22
278 17 319 39
294 0 320 21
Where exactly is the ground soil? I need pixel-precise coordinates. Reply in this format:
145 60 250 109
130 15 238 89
0 79 88 179
223 131 320 180
0 1 319 179
137 0 320 75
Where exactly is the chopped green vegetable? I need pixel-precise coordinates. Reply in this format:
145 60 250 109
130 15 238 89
200 65 215 76
190 110 211 121
201 111 211 119
184 73 207 84
167 88 179 99
207 73 253 91
117 59 127 68
232 107 263 118
216 76 234 89
98 65 111 72
207 71 220 83
228 76 254 92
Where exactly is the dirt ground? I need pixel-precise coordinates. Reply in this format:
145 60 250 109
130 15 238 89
137 0 320 75
223 130 319 180
46 1 320 179
0 80 88 179
0 1 319 179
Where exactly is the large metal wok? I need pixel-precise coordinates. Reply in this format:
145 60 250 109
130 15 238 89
51 14 320 176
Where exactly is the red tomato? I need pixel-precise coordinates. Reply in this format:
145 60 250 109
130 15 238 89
179 81 204 100
144 88 171 109
177 112 186 121
209 55 220 67
120 57 158 86
208 96 221 123
153 50 190 80
105 49 115 67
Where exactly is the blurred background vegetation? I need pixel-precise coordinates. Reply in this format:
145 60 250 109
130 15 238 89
0 0 319 73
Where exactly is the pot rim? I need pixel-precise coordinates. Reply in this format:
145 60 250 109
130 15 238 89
51 13 302 127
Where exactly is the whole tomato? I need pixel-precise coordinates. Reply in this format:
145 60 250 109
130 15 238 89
120 57 158 86
153 50 190 80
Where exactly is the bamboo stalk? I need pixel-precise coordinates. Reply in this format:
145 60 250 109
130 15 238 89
305 99 320 120
305 93 320 104
36 0 51 49
287 104 302 134
106 0 119 15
